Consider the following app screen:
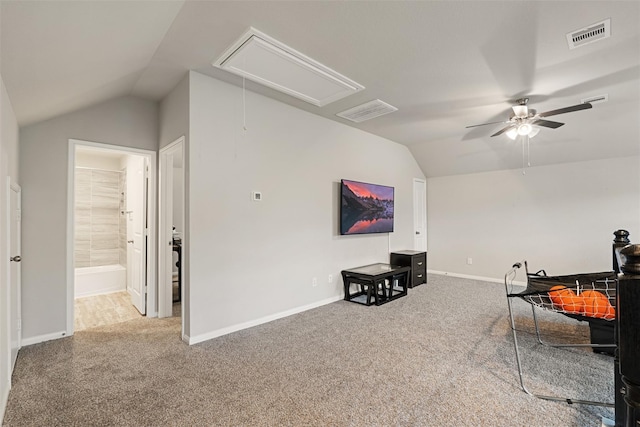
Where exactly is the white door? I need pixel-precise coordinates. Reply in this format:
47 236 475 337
9 182 21 370
413 178 427 251
126 156 147 315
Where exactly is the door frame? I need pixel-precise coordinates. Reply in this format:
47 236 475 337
66 139 158 335
158 136 184 321
413 178 427 251
7 179 21 370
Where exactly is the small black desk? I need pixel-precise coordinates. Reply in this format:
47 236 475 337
341 263 410 306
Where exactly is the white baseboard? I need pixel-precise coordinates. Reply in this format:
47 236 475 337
427 269 527 286
0 379 9 426
188 295 343 345
21 330 67 347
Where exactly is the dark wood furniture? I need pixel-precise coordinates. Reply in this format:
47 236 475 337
390 251 427 287
341 263 410 306
617 244 640 426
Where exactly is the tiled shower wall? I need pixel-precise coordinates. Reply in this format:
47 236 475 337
74 168 127 268
119 169 127 266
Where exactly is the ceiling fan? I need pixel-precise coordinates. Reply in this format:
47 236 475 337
466 98 593 139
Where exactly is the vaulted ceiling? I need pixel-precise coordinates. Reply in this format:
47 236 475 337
2 1 638 177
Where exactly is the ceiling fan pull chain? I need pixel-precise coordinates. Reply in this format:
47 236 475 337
521 137 526 175
242 76 247 133
527 135 531 167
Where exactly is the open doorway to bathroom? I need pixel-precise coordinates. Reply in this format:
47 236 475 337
67 140 157 334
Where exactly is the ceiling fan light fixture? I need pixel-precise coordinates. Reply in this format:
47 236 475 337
506 128 518 140
517 123 532 136
528 127 540 138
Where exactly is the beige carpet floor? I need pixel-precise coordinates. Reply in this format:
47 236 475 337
3 274 615 426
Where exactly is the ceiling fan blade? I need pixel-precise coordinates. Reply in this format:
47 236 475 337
538 102 592 118
491 125 516 137
465 120 509 129
532 119 564 129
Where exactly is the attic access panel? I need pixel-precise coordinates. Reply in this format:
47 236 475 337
213 27 364 107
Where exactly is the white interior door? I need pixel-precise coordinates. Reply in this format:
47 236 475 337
9 182 21 370
413 178 427 251
126 156 147 315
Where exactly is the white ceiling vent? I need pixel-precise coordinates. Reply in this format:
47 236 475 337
212 27 364 107
581 94 609 105
336 99 398 123
566 19 611 49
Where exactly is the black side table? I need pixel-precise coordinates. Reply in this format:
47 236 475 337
341 263 410 306
390 251 427 287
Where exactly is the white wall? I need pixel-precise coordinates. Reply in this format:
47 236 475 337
187 71 425 343
172 166 184 236
159 75 189 330
0 74 19 422
159 74 188 150
427 156 640 280
19 96 158 342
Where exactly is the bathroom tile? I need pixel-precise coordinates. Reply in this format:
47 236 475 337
91 170 120 184
119 217 127 237
75 236 90 249
76 168 131 269
75 210 91 228
92 184 118 196
91 234 119 250
76 232 90 246
92 199 119 211
90 250 120 267
75 214 90 227
92 185 118 202
91 220 120 234
75 201 91 213
74 253 90 269
75 192 91 204
75 168 91 179
91 208 119 225
75 178 91 202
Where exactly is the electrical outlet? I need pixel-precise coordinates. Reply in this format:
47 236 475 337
312 277 318 287
328 274 333 284
467 257 473 265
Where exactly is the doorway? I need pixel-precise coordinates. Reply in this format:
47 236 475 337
159 137 184 326
8 179 21 370
413 178 427 251
67 140 157 334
